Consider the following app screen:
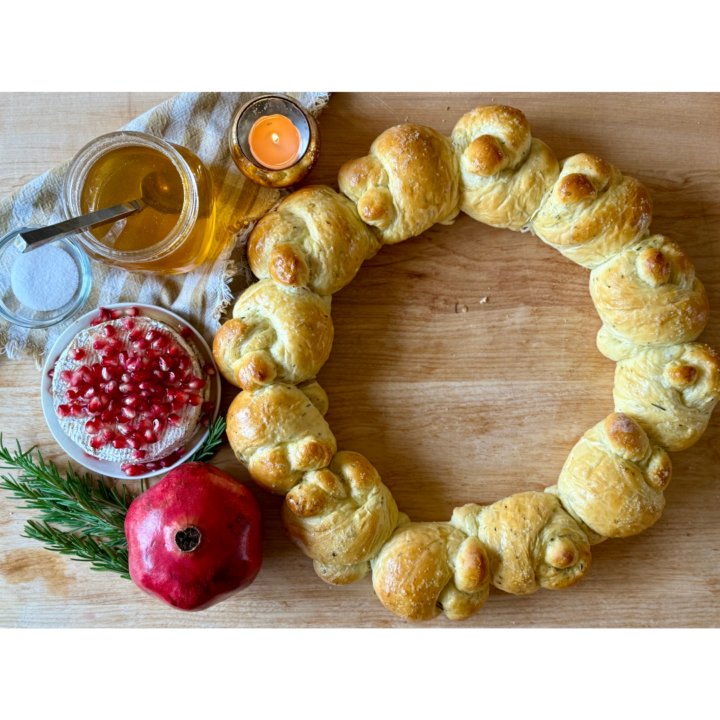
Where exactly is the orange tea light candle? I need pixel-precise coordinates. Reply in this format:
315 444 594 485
248 114 301 170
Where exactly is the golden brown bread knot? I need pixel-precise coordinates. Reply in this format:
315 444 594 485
451 492 591 595
212 279 333 391
371 517 491 622
338 123 460 245
451 105 560 231
226 381 336 494
530 153 652 268
591 235 709 361
550 412 672 541
613 343 720 452
247 185 380 296
282 451 399 585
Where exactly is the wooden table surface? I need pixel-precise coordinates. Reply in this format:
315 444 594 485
1 92 718 628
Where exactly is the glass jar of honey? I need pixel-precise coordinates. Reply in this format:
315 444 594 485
63 131 216 274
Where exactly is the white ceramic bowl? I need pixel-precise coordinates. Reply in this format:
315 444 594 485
41 303 221 481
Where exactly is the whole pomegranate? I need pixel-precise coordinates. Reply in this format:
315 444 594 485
125 462 262 611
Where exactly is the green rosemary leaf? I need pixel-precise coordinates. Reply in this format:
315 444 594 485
190 415 227 464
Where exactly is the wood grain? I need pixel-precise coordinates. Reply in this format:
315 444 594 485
1 92 719 627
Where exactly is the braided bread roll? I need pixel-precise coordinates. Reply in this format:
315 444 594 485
338 124 460 245
451 105 560 231
371 516 491 622
529 153 652 268
247 185 380 296
549 413 672 542
591 235 709 361
451 492 591 595
226 381 336 494
213 279 333 391
613 343 720 452
282 451 399 585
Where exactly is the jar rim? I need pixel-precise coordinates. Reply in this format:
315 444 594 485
62 131 199 263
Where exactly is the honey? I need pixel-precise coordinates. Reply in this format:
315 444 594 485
66 132 216 274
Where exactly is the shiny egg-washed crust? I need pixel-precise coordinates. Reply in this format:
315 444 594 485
282 451 399 584
451 105 560 231
213 279 333 391
613 343 720 452
247 185 380 296
212 104 718 622
226 381 336 494
552 413 672 540
371 517 491 622
591 235 709 360
338 124 460 245
529 153 652 268
451 492 591 595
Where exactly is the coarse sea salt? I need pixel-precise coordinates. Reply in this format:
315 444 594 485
11 244 79 312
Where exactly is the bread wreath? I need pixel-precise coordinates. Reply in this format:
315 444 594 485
214 105 719 622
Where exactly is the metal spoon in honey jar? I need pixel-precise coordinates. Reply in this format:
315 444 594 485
19 171 184 254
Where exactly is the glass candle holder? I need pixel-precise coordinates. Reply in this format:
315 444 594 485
229 94 320 188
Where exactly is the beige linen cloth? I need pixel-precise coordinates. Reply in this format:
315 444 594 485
0 91 330 365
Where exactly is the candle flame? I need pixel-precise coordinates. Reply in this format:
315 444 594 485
271 133 279 144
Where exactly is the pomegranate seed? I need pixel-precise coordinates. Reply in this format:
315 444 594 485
84 385 96 398
71 404 84 418
133 338 149 351
131 449 146 460
116 414 130 425
152 417 165 434
90 317 102 326
111 308 124 319
123 395 139 407
121 406 137 420
118 382 135 394
127 437 144 451
200 414 210 427
129 329 143 343
122 317 135 331
171 400 184 412
145 329 158 342
99 307 112 321
168 413 182 427
103 325 116 338
105 380 119 395
144 430 157 444
187 377 205 390
137 418 153 431
175 390 189 403
131 370 150 382
179 325 192 339
100 411 113 423
57 404 71 418
145 462 160 471
118 423 133 436
85 420 100 435
113 437 129 449
201 401 214 414
88 397 103 414
100 366 112 382
93 338 107 352
121 463 143 477
125 357 141 372
167 345 181 357
90 435 106 450
202 362 216 376
102 429 116 442
70 371 85 387
149 404 164 418
99 393 110 407
174 447 186 459
70 347 86 361
48 368 55 379
188 394 203 406
126 306 140 317
151 336 167 350
60 370 72 384
66 388 80 400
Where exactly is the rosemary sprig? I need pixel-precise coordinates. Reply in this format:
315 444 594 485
190 415 227 463
0 416 227 578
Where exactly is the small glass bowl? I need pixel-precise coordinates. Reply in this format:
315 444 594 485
0 227 92 329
